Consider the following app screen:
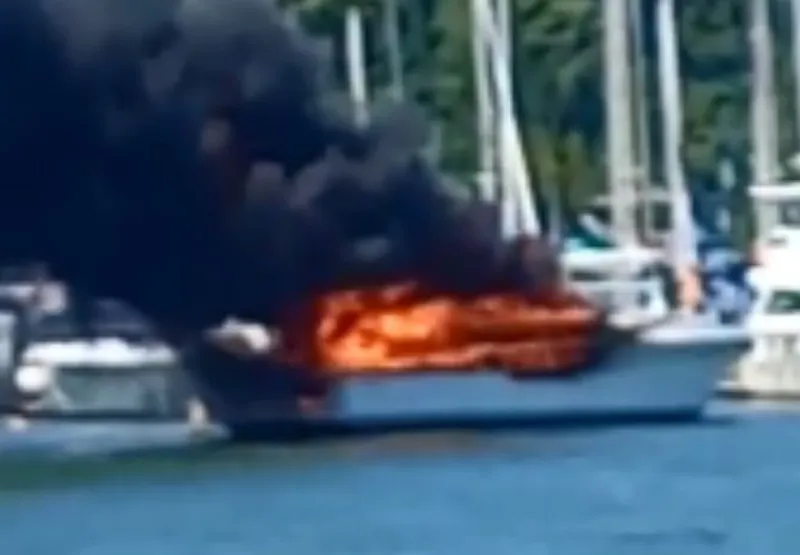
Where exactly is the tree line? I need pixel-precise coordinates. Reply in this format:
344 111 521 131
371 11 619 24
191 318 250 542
281 0 799 213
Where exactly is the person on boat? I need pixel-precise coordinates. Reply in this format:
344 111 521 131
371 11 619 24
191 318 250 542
696 232 754 323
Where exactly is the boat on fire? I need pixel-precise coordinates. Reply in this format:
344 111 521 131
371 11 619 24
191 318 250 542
96 0 748 439
182 280 747 441
178 180 746 439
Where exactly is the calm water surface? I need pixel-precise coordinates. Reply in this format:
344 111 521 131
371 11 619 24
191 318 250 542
1 404 800 555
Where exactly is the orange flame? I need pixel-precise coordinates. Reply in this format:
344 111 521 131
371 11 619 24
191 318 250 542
278 282 602 376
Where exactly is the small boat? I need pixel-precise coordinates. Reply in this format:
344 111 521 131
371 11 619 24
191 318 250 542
13 338 187 418
719 269 800 400
719 183 800 399
1 292 192 419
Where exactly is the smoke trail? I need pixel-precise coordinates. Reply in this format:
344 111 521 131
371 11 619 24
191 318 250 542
0 0 557 339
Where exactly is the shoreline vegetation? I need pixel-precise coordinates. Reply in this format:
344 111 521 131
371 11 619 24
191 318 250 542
288 0 796 241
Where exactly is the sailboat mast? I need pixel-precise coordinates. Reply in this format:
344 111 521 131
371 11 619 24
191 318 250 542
656 0 696 270
473 0 540 236
791 0 800 156
345 6 369 126
382 0 405 101
495 0 511 68
750 0 780 240
471 0 498 203
494 0 512 214
630 0 652 236
602 0 638 245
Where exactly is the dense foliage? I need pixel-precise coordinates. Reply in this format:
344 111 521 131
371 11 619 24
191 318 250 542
281 0 799 211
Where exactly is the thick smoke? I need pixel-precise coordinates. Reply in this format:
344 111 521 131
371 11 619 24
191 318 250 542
0 0 557 340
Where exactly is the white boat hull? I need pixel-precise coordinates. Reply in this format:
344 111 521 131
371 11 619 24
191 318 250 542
186 333 748 441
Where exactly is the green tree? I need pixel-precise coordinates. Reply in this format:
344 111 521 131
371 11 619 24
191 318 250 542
284 0 800 225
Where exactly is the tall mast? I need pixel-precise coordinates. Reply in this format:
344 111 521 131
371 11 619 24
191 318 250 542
656 0 696 269
473 0 540 236
382 0 405 101
750 0 780 239
630 0 652 237
791 0 800 151
345 6 369 126
602 0 638 245
471 0 498 202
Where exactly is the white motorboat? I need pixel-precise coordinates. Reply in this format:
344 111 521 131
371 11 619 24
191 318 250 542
0 293 191 419
717 183 800 399
719 269 800 399
14 338 184 417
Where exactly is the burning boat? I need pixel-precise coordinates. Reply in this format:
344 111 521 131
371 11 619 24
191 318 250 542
164 0 746 440
0 0 745 438
184 247 746 440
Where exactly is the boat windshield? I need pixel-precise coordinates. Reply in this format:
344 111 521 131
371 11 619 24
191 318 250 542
765 289 800 314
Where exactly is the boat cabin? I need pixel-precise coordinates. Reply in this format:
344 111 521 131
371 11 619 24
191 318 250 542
722 270 800 398
561 242 671 327
746 271 800 362
749 183 800 269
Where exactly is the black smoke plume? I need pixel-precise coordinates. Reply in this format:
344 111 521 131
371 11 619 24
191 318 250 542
0 0 557 340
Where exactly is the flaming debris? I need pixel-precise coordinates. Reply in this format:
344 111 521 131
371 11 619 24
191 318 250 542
0 0 601 370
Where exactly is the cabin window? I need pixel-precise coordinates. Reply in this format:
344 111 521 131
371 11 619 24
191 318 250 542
779 202 800 227
765 290 800 314
566 270 611 282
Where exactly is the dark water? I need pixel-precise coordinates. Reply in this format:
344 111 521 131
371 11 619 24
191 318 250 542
2 404 800 554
